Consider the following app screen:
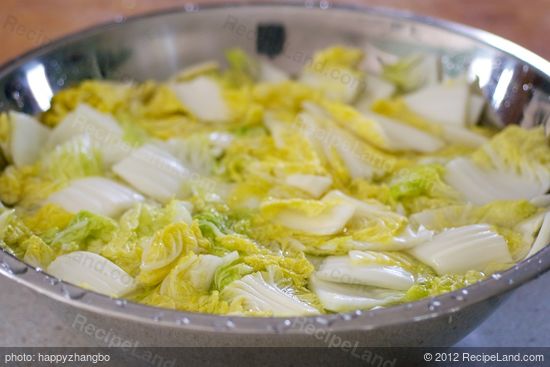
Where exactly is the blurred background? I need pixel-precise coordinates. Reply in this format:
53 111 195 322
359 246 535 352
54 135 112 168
1 0 549 64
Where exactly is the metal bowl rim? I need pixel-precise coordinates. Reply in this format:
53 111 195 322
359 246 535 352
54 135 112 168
0 1 549 335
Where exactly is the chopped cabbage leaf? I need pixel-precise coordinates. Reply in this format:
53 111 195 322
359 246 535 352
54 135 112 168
409 224 513 275
21 203 74 235
402 81 469 126
42 81 131 127
300 46 364 103
284 174 332 198
445 157 549 205
389 164 460 213
138 222 202 286
170 76 231 123
113 144 191 202
316 254 415 290
9 111 51 167
310 275 404 312
47 177 144 217
382 53 439 92
260 198 355 236
221 266 321 316
472 125 550 183
41 135 103 182
23 235 56 268
404 270 485 301
45 211 118 254
0 165 62 208
47 251 136 297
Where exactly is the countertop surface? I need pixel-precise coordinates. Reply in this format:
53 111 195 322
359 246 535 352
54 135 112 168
0 0 549 349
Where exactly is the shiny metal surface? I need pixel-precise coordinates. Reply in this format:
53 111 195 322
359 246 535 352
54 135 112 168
0 2 549 347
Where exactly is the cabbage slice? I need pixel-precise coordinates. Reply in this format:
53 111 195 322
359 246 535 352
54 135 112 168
409 224 512 275
9 111 51 167
113 144 191 202
47 177 144 217
260 198 355 236
45 103 130 166
310 275 404 312
445 157 548 205
467 94 485 125
298 110 387 180
299 46 364 103
441 125 488 148
315 254 414 290
403 82 469 126
259 61 289 83
47 251 137 297
525 212 550 259
160 251 238 298
348 225 434 251
285 174 332 198
222 270 320 316
170 76 230 123
360 111 444 153
382 53 439 92
355 73 397 108
46 103 123 149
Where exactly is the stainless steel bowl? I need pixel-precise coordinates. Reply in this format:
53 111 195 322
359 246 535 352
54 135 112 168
1 2 549 347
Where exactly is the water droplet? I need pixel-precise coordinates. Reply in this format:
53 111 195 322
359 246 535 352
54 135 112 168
453 294 465 302
61 285 85 300
0 261 12 274
491 273 502 280
508 279 515 285
115 299 127 307
153 313 163 322
3 257 28 275
48 277 59 286
354 309 363 317
523 83 532 91
114 15 125 23
522 65 530 73
319 0 330 9
184 3 196 12
274 319 293 333
315 316 329 326
340 313 353 321
177 317 190 326
405 303 413 310
503 101 511 108
461 289 469 296
56 79 65 87
447 315 453 324
538 259 543 265
225 319 236 329
428 300 441 311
